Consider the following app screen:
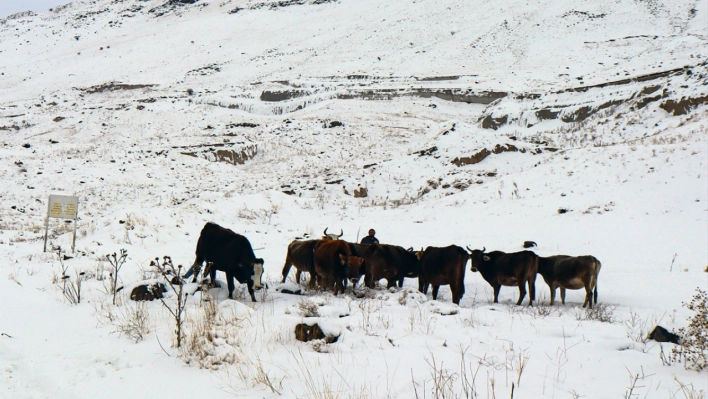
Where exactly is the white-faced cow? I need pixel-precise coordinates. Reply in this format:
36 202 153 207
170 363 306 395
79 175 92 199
468 247 538 306
537 255 601 308
417 245 469 304
190 222 264 301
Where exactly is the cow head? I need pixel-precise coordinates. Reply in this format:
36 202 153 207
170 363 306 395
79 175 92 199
415 247 425 260
339 253 364 282
323 227 344 240
467 246 487 272
251 258 265 290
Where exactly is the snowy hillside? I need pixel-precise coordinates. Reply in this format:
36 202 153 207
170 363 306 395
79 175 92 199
0 0 707 398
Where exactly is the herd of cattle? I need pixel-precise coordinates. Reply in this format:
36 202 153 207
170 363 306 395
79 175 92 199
187 223 602 308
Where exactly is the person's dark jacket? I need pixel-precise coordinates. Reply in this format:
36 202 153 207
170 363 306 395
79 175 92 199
360 236 379 245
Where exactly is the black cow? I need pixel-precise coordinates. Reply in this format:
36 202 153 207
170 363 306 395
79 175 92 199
537 255 601 308
364 243 419 289
190 222 264 301
468 247 538 306
417 245 469 304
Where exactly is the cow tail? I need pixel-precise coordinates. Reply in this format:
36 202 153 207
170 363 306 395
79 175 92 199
531 255 539 301
593 257 602 304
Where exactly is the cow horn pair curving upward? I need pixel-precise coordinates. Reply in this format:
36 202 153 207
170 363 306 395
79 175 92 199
323 227 344 239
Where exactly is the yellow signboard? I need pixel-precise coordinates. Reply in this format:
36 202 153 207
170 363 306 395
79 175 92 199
47 195 79 220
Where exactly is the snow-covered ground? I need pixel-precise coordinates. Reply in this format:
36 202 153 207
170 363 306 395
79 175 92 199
1 0 707 398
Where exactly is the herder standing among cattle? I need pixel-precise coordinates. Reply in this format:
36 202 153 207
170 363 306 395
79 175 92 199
360 229 379 245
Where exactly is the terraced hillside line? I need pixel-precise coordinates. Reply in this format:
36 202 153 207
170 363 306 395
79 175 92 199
82 82 157 94
260 88 506 104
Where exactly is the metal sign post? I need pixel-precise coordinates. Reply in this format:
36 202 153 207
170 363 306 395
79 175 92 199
43 194 79 253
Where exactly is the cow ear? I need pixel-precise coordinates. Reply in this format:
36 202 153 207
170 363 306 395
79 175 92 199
339 254 347 263
483 255 490 261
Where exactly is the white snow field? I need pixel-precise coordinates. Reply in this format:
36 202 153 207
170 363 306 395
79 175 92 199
0 0 707 398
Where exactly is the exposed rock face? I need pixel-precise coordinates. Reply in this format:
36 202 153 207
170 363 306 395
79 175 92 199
452 144 521 166
175 143 258 165
479 63 707 130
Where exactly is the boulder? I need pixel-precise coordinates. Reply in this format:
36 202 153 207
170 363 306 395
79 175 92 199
130 282 167 301
648 326 681 344
294 323 339 343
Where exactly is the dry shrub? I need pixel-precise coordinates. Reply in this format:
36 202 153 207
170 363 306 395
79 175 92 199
671 288 708 371
181 299 252 370
114 302 150 343
297 298 321 317
574 303 617 323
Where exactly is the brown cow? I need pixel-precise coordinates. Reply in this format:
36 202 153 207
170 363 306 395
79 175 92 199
537 255 601 308
281 228 342 286
468 247 538 306
364 243 419 289
417 245 469 304
313 240 364 295
281 239 324 286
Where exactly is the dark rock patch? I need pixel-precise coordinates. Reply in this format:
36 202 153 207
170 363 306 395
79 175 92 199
226 122 259 128
452 144 519 166
648 326 681 344
413 146 438 157
294 323 339 343
83 82 156 94
660 95 708 116
130 282 167 301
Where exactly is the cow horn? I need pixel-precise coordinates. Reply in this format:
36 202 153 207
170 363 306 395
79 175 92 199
323 227 329 236
466 246 473 253
338 229 343 238
482 246 486 253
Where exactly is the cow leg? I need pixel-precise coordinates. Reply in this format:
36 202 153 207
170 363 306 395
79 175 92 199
189 256 204 283
368 272 377 289
493 284 501 303
528 274 536 306
432 285 440 300
516 282 527 306
560 287 566 305
420 280 430 295
333 277 343 296
226 272 236 300
583 282 592 309
295 269 302 285
208 265 217 287
247 281 257 302
307 271 318 288
451 283 464 305
549 285 556 306
398 276 405 288
281 258 292 284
